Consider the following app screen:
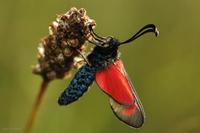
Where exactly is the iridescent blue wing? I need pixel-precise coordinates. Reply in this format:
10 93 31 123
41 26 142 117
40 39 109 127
58 64 95 105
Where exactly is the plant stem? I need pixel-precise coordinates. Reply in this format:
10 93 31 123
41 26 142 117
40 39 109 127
24 80 49 133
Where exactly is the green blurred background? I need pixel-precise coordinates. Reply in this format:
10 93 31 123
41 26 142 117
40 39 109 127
0 0 200 133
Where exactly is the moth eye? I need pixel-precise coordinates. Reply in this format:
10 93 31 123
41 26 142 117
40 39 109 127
111 39 118 46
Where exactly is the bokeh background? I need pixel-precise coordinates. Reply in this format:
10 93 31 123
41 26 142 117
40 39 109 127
0 0 200 133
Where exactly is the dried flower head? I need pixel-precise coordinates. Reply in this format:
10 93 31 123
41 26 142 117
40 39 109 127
33 7 96 81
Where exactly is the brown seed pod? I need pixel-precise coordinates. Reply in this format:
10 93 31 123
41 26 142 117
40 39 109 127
33 7 96 81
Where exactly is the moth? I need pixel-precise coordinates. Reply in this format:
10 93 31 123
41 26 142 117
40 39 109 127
58 24 159 128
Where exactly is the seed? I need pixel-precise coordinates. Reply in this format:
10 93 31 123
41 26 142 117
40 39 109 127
68 39 79 47
63 48 73 57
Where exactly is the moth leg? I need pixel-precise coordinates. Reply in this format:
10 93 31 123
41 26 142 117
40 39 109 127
76 49 91 66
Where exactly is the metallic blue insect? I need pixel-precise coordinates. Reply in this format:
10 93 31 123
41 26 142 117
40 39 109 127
58 24 159 128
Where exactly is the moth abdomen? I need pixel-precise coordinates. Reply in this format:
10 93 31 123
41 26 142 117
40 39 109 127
58 65 95 105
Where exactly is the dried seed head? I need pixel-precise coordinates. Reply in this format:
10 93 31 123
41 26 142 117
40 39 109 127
33 7 96 81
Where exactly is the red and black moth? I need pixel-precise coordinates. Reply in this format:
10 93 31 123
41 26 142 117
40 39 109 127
58 24 159 128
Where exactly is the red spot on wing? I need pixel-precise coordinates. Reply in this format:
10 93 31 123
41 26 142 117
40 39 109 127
95 59 134 105
110 98 144 128
122 104 136 116
95 59 144 127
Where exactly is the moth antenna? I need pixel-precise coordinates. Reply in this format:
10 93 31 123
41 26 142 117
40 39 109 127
119 24 159 45
87 37 107 48
89 25 107 42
